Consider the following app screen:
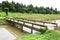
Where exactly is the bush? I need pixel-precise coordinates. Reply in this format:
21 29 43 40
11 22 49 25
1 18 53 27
39 26 48 34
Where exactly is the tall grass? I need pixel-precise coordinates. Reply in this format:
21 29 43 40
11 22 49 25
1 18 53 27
0 12 60 20
0 18 6 23
16 30 60 40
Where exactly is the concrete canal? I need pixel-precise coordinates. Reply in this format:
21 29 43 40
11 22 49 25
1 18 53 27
0 25 27 40
0 17 60 40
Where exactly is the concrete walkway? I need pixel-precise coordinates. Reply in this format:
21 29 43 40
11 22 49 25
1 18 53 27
0 28 16 40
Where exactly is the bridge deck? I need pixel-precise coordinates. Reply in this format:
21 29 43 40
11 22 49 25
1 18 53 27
6 17 57 34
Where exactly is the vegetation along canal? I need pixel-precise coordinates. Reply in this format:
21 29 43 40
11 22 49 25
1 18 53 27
0 17 60 40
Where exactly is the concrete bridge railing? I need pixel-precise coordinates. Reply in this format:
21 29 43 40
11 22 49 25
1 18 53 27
6 17 48 34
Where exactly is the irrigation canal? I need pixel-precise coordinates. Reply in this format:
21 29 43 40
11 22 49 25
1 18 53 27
0 25 27 40
0 17 60 40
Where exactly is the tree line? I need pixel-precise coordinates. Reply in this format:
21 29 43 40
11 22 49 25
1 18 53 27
0 1 59 14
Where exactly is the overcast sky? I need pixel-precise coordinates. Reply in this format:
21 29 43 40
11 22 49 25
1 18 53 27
0 0 60 10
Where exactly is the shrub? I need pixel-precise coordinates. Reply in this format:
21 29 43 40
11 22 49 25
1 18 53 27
39 26 48 34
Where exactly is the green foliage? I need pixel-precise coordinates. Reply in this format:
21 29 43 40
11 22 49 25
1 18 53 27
16 30 60 40
4 7 9 11
0 1 59 14
56 26 60 30
39 26 48 34
0 18 6 23
4 7 9 16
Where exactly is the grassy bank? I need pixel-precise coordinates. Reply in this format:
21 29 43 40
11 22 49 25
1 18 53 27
0 12 60 20
16 30 60 40
0 18 6 23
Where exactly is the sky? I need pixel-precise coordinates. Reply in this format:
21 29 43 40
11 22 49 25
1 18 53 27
0 0 60 10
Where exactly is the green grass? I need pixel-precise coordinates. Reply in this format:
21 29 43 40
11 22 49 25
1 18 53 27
56 26 60 30
16 30 60 40
0 12 60 20
0 18 6 23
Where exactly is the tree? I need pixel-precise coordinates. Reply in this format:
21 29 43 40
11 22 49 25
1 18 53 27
54 8 58 14
38 6 46 14
8 1 15 12
27 4 33 13
0 3 2 11
0 1 59 14
4 8 9 16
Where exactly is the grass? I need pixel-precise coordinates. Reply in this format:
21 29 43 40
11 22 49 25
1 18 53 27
16 30 60 40
55 26 60 30
0 12 60 20
0 18 6 23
